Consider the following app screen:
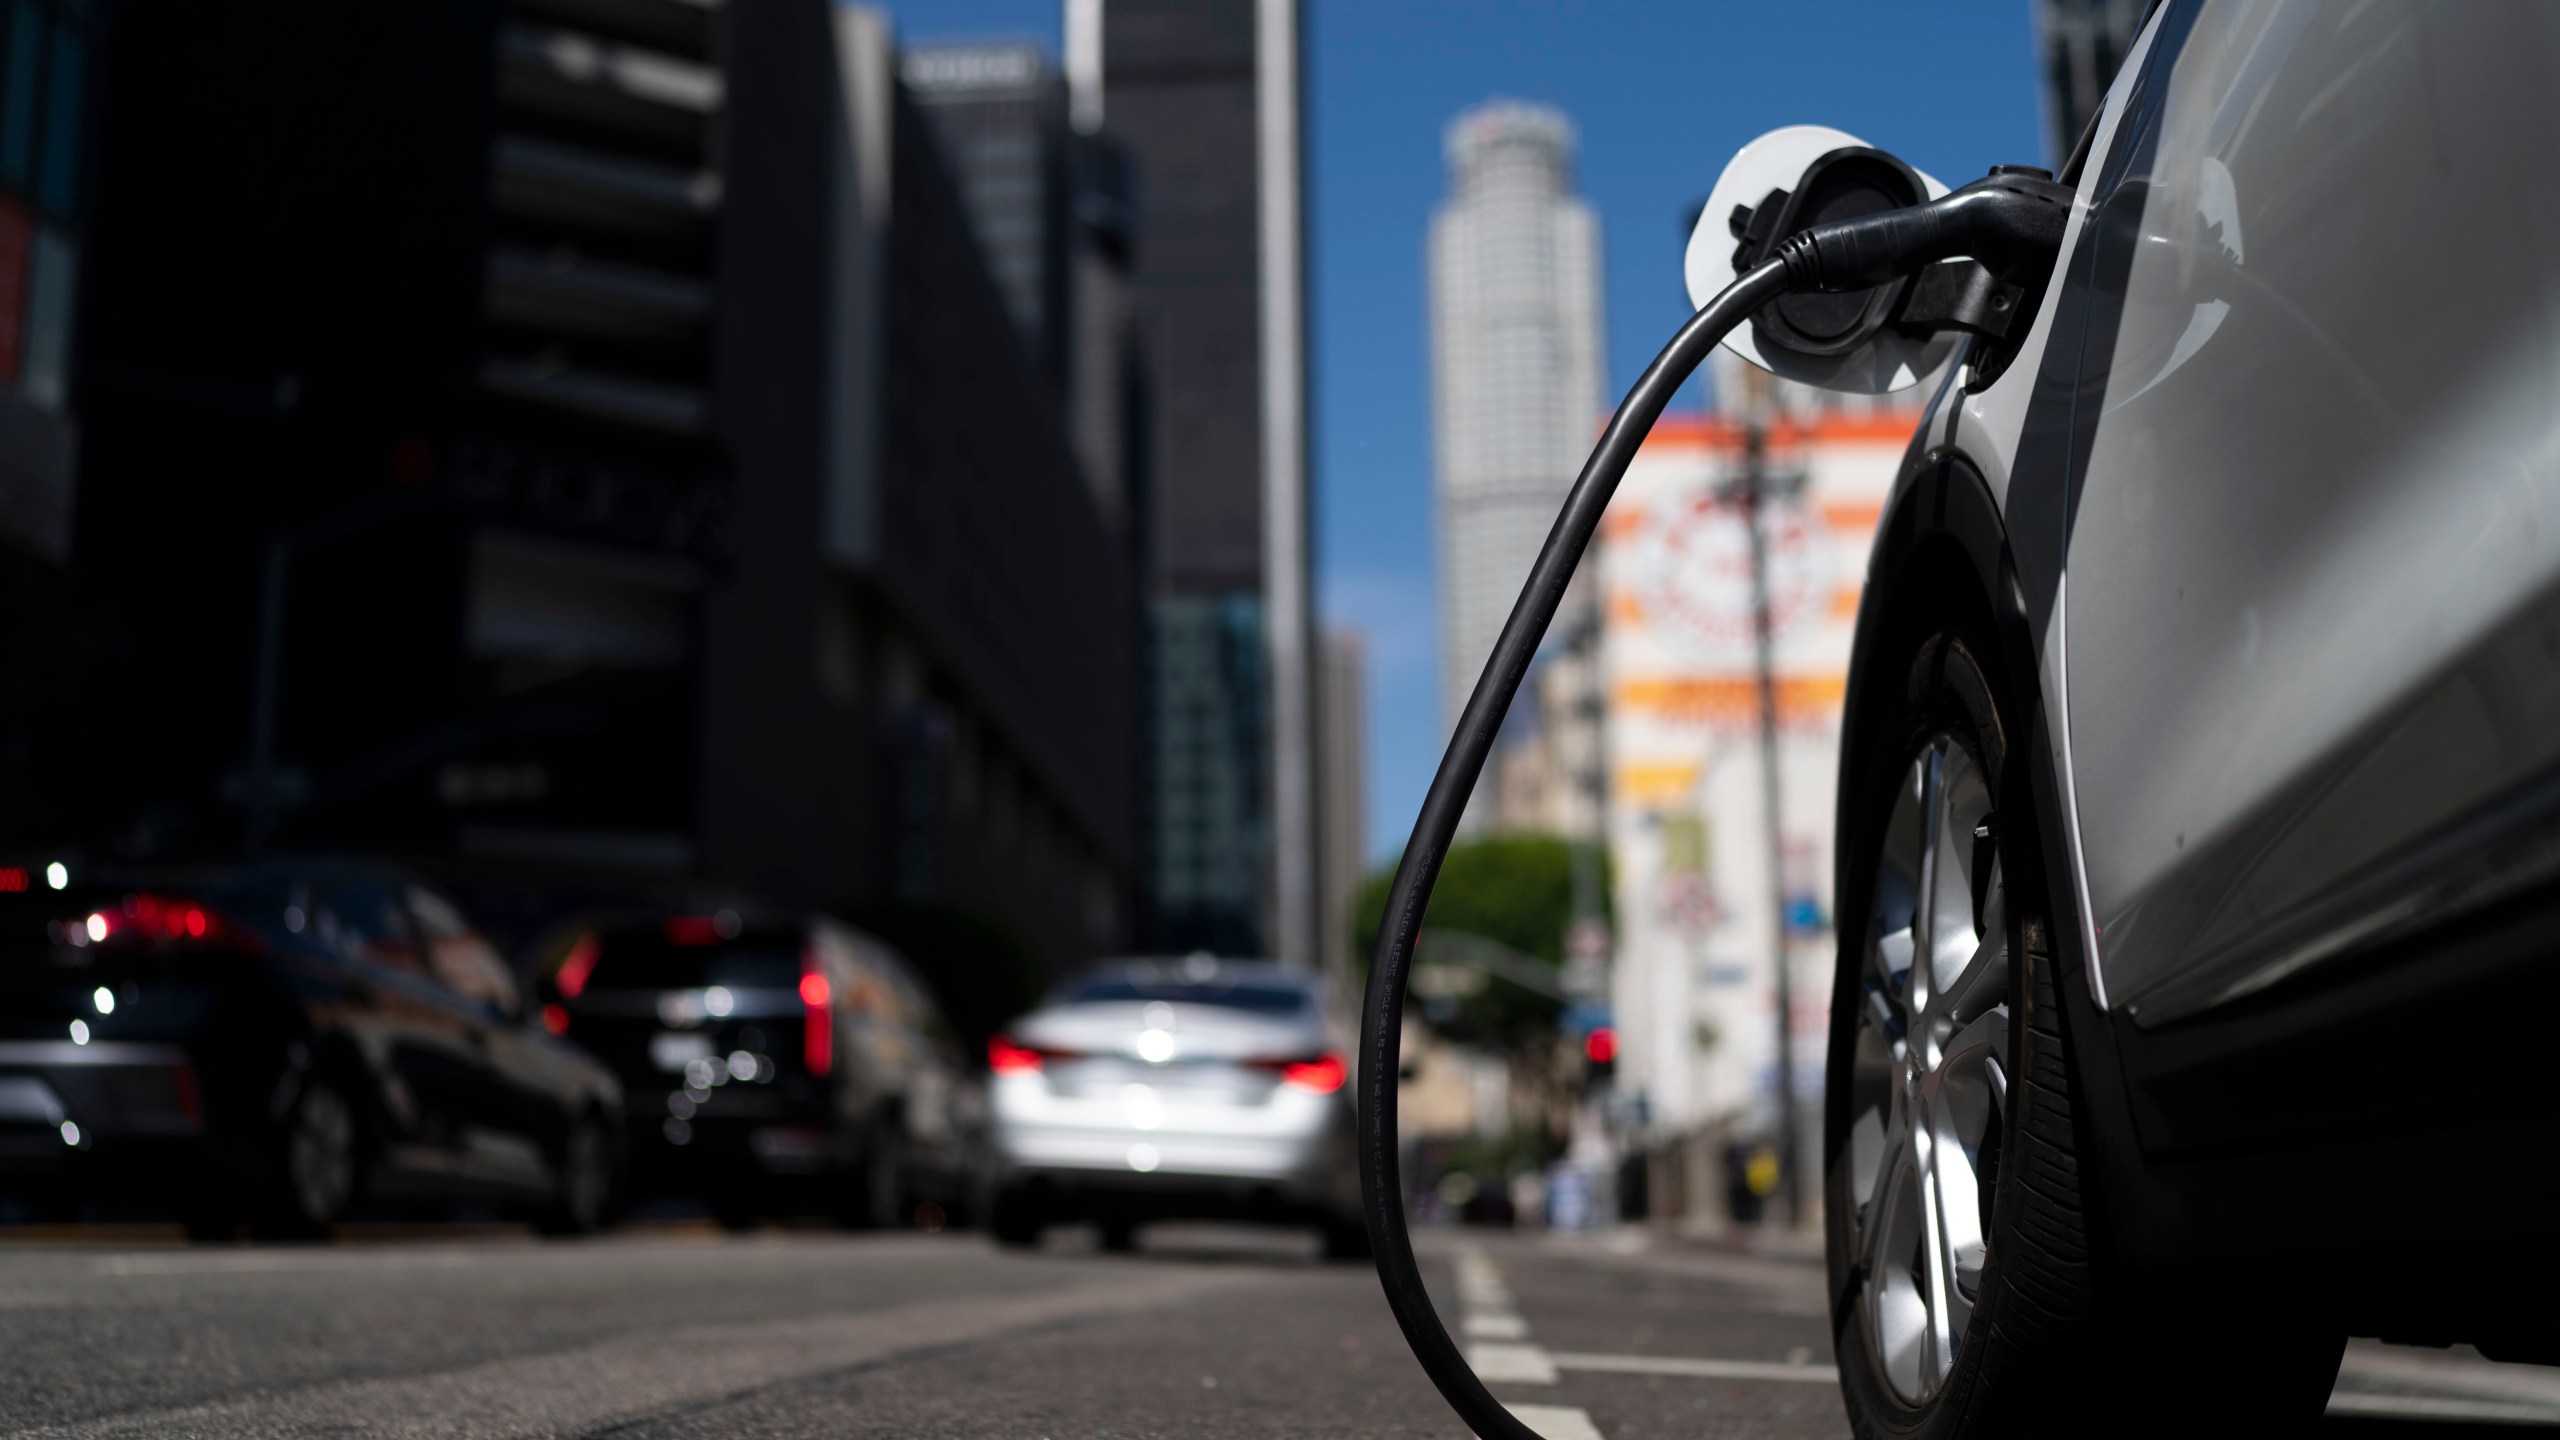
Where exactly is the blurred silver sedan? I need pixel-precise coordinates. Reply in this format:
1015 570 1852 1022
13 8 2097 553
984 957 1366 1257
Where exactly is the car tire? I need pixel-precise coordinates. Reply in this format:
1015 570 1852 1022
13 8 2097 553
988 1186 1042 1250
844 1117 908 1230
535 1114 614 1237
255 1076 359 1241
1320 1213 1372 1263
1827 627 2342 1438
179 1198 241 1244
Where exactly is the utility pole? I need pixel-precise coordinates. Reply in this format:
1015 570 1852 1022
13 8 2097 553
1737 371 1804 1228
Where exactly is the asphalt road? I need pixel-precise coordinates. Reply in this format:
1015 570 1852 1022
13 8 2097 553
1 1222 2555 1438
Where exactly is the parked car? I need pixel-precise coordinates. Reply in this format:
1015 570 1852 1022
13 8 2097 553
0 857 624 1238
985 956 1365 1257
536 912 980 1228
1773 4 2560 1432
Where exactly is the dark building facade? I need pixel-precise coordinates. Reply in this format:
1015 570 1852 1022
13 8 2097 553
54 0 1136 980
2034 0 2147 168
1100 0 1299 959
902 39 1144 539
0 0 92 566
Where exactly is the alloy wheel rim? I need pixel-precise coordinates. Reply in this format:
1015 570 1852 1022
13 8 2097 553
1845 733 2010 1405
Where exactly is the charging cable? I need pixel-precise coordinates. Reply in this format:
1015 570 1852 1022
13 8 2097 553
1356 172 2071 1440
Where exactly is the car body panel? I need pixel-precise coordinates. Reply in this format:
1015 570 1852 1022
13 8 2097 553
2055 2 2560 1021
0 861 620 1210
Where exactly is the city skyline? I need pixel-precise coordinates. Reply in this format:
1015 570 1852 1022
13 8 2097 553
872 0 2044 865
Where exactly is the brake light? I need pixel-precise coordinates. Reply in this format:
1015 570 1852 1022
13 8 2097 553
988 1035 1043 1074
84 894 263 953
664 915 724 946
802 947 832 1077
554 933 600 998
1281 1053 1348 1095
541 1003 570 1036
0 867 25 892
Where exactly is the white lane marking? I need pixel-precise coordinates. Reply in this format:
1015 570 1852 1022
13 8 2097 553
2327 1392 2560 1424
1548 1351 1838 1384
1464 1311 1529 1339
1467 1342 1560 1385
1496 1404 1605 1440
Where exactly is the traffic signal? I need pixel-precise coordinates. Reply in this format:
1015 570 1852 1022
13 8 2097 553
1583 1025 1617 1084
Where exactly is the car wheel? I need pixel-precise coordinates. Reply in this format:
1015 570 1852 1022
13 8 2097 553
535 1115 614 1237
1320 1213 1372 1263
259 1077 357 1240
844 1118 908 1230
1828 628 2341 1438
988 1186 1042 1250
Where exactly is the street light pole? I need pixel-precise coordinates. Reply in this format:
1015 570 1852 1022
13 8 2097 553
1739 375 1804 1229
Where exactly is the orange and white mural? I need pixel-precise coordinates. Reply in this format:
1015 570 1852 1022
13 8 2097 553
1600 408 1919 1143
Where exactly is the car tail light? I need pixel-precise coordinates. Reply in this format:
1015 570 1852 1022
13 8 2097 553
84 894 264 954
987 1035 1044 1074
1280 1052 1348 1095
541 1003 571 1036
802 947 832 1077
664 915 725 946
554 933 601 998
0 866 26 892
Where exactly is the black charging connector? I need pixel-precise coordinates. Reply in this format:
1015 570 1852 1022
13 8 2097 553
1358 164 2076 1440
1730 159 2072 383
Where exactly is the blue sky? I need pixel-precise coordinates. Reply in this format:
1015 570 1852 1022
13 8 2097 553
867 0 2045 863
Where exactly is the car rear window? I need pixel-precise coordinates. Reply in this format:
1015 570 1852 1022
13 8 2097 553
578 933 802 990
1059 976 1311 1014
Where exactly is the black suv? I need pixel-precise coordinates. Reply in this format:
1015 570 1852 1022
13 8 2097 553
539 912 981 1228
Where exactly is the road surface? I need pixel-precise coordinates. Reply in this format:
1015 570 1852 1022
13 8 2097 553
0 1222 2552 1437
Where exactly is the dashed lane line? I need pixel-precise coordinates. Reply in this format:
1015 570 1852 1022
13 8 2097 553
1547 1351 1839 1385
1497 1404 1607 1440
1465 1342 1561 1385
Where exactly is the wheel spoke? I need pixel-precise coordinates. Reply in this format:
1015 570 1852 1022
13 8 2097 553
1928 871 2006 1029
1910 748 1947 1015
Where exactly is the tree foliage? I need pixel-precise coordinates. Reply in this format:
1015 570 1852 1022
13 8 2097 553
1350 832 1607 1051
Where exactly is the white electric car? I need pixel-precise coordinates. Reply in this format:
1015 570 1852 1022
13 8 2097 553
1744 3 2560 1434
984 957 1365 1257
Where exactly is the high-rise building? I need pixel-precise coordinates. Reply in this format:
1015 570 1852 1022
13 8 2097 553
1095 0 1315 965
1429 100 1605 836
902 40 1144 538
0 0 92 568
0 0 103 850
52 0 1136 981
2034 0 2147 168
1317 627 1366 990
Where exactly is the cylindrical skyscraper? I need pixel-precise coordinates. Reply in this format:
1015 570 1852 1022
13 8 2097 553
1429 100 1605 832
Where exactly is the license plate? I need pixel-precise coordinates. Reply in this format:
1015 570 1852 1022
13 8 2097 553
650 1032 714 1071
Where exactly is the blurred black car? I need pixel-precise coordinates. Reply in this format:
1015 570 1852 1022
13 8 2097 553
536 912 982 1228
0 858 625 1238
